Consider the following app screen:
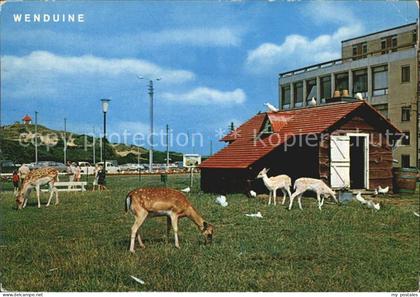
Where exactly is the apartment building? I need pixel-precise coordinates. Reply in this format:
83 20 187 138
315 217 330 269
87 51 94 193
279 22 420 168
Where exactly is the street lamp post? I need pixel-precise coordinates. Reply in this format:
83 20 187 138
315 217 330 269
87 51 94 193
100 99 111 173
137 76 160 173
92 127 96 165
148 80 154 173
35 111 38 164
64 118 67 165
166 124 170 171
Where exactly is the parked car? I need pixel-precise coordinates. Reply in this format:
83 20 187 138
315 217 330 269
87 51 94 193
96 161 121 174
27 161 67 172
120 163 144 172
46 161 67 172
78 162 96 175
0 160 19 174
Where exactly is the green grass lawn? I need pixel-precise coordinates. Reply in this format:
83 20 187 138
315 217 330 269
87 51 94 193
0 175 419 292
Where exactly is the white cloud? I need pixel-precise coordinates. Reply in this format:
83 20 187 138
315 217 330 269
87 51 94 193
1 51 195 84
2 27 242 53
143 27 242 47
162 87 246 105
245 2 364 74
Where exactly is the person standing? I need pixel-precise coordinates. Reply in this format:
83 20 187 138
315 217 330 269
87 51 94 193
12 170 20 194
18 164 30 184
74 163 81 182
97 165 107 191
66 161 75 182
92 164 100 192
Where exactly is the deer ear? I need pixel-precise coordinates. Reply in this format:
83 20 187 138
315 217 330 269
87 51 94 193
266 168 270 173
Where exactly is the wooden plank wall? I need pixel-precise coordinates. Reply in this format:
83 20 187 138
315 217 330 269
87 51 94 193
321 116 394 191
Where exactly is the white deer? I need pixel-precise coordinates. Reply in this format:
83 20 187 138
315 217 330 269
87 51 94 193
256 168 292 206
289 178 338 211
125 187 214 253
16 167 59 209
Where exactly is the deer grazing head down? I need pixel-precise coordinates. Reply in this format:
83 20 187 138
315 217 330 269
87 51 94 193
202 221 214 244
15 191 25 210
256 168 270 179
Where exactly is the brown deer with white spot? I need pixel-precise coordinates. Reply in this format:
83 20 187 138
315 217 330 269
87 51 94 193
16 167 59 209
125 188 214 253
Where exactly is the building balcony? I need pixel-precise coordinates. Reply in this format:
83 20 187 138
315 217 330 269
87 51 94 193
279 43 416 79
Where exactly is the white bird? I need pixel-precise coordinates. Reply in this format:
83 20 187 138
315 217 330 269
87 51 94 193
355 192 367 205
130 275 145 285
249 190 257 197
366 200 380 211
373 189 378 196
245 211 263 218
355 92 364 100
308 97 317 106
215 195 228 207
181 186 191 193
264 102 278 112
0 283 7 292
377 186 389 195
413 212 420 217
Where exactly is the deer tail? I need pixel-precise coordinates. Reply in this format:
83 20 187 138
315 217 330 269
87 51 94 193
125 194 132 213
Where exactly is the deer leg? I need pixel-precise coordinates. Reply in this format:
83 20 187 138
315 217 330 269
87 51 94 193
166 216 172 239
286 187 292 205
23 189 30 208
36 185 41 208
268 191 272 205
317 193 322 210
46 182 54 207
170 214 180 249
129 209 148 253
289 190 301 210
281 188 287 205
273 189 277 206
298 194 303 210
54 186 59 205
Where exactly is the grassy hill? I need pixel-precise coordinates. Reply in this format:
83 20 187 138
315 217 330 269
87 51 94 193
0 123 183 164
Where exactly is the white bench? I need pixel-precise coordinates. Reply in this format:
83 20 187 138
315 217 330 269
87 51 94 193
41 181 87 192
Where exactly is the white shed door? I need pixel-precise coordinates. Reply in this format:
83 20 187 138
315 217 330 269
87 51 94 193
330 135 350 188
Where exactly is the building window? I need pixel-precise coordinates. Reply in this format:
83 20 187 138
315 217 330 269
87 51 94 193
306 79 317 103
401 106 411 121
401 65 410 83
391 35 397 51
293 81 303 107
352 46 357 57
381 39 386 51
401 131 410 145
352 42 367 59
372 65 388 96
380 35 397 53
260 119 273 134
335 72 349 93
401 155 410 168
281 85 291 109
320 76 331 101
353 69 368 98
375 104 388 119
413 30 417 44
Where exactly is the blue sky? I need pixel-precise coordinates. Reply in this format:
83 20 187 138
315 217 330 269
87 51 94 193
1 1 418 155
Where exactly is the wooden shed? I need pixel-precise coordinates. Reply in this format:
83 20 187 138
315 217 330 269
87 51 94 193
200 100 401 194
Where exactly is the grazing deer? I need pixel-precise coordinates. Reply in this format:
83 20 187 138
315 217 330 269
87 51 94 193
16 167 59 210
256 168 292 205
125 188 214 253
289 178 337 211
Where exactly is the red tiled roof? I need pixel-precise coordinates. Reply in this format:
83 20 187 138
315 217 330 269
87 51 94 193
200 101 399 169
22 114 32 121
